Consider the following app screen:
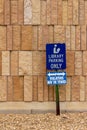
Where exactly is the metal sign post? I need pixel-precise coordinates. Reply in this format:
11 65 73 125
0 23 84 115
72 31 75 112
55 84 60 115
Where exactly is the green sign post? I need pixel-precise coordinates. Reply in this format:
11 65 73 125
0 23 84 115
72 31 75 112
55 84 60 115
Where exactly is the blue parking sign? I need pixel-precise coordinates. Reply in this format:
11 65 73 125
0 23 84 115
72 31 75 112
46 43 66 70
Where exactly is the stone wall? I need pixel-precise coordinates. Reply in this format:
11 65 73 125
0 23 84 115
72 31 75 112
0 0 87 110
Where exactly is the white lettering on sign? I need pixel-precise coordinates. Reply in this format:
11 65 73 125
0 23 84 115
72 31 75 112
48 54 64 59
50 64 62 69
53 45 60 54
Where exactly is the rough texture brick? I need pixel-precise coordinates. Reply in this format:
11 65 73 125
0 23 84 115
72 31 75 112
43 76 48 101
13 76 24 101
19 51 32 75
80 76 85 101
0 51 2 75
21 26 32 50
81 26 86 50
66 26 71 50
18 0 24 24
71 26 75 50
75 51 82 75
71 76 80 101
85 1 87 24
24 76 32 101
59 85 66 102
11 51 18 75
32 76 38 101
0 0 4 24
2 51 10 75
66 77 71 101
63 1 67 25
58 0 62 25
75 26 81 50
48 26 54 43
7 76 13 101
41 0 46 25
79 0 85 25
32 26 37 50
73 0 79 25
38 76 43 102
48 86 54 101
68 0 72 25
0 76 7 101
24 0 32 24
4 0 10 25
0 26 6 50
85 76 87 101
47 0 51 25
66 51 75 76
83 51 87 75
7 26 12 50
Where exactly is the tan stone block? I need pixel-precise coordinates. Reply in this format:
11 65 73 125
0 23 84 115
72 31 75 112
48 86 54 101
32 0 40 25
63 1 67 25
66 51 75 76
59 85 66 101
43 76 48 101
85 76 87 101
81 26 86 50
48 26 54 43
21 26 32 50
11 0 18 24
68 0 73 25
41 0 46 25
24 0 32 24
66 26 70 50
83 51 87 75
0 26 6 50
85 1 87 24
73 0 79 25
0 0 4 24
2 51 10 75
79 0 85 25
58 0 62 25
71 76 80 101
11 51 18 75
0 51 2 75
75 51 82 75
32 26 37 50
80 76 85 101
38 26 43 50
0 76 7 101
7 26 12 50
38 76 43 101
66 77 71 101
47 0 51 25
75 26 81 50
7 76 13 101
4 0 10 25
19 51 32 75
50 0 57 25
71 26 75 50
24 76 32 101
54 25 65 43
32 76 38 101
18 0 23 25
13 76 24 101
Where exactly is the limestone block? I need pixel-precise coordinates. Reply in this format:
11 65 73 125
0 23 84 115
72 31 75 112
24 76 32 101
13 26 21 50
75 26 80 50
73 0 79 25
79 0 85 25
24 0 32 24
75 51 82 75
59 85 66 101
81 26 86 50
0 0 4 24
80 76 85 101
0 51 2 75
2 51 10 75
58 0 62 25
71 76 80 101
68 0 72 25
32 76 38 101
0 26 6 50
43 76 48 101
48 26 54 43
11 51 18 75
4 0 10 25
66 51 75 76
47 0 51 25
18 0 24 24
0 76 7 101
83 51 87 75
85 1 87 24
66 26 70 50
48 86 54 101
19 51 32 75
13 76 24 101
71 26 75 50
41 0 46 25
32 0 40 25
7 26 12 50
54 25 65 43
11 0 18 24
63 1 67 25
38 26 43 50
50 0 57 25
85 76 87 101
38 76 43 101
7 76 13 101
21 26 32 50
32 26 37 50
66 77 71 101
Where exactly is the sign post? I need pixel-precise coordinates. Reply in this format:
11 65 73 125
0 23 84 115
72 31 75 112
46 43 66 115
